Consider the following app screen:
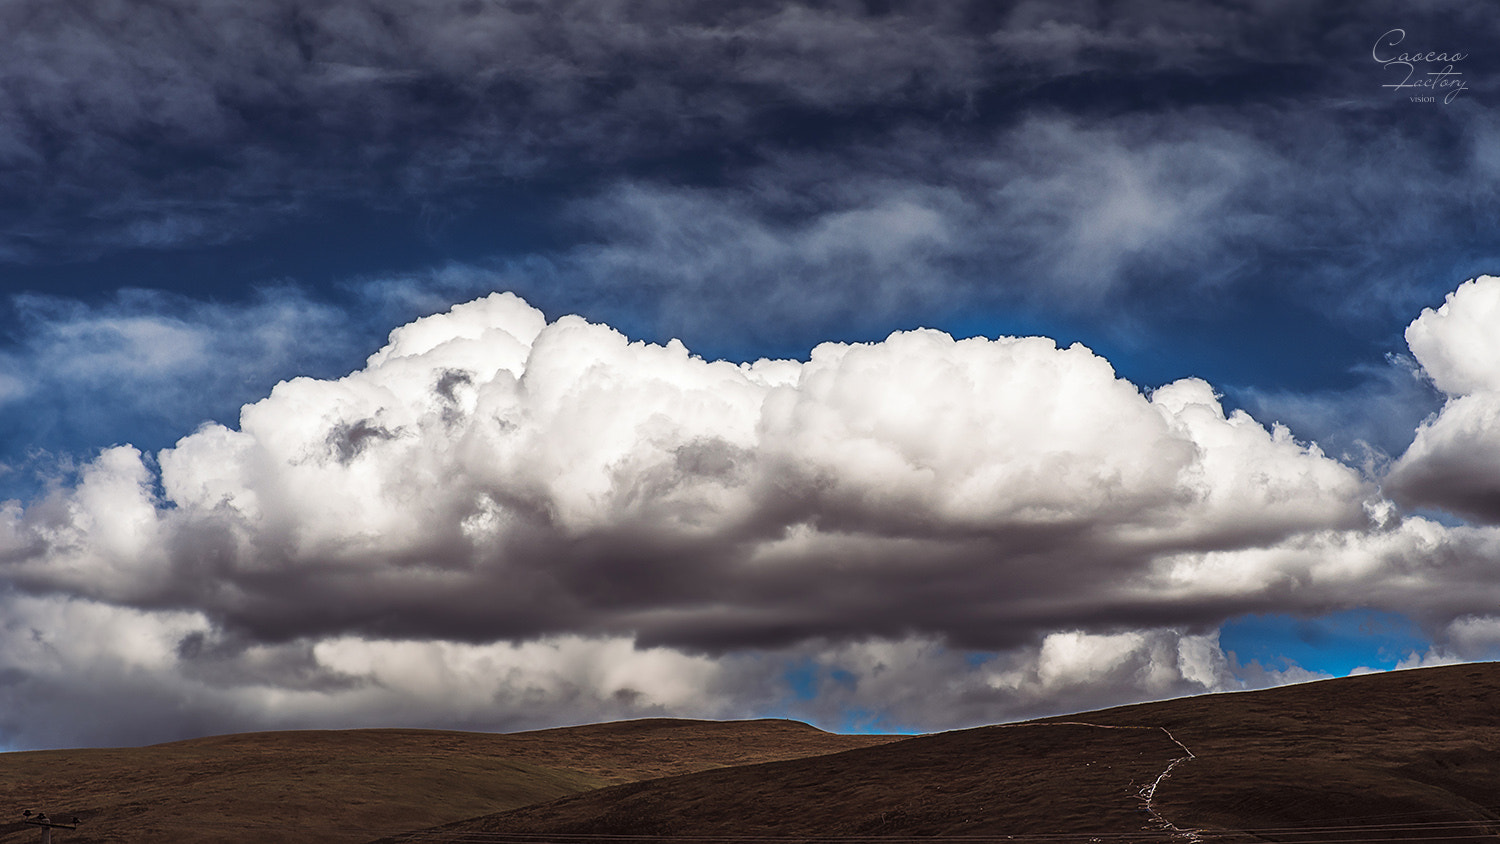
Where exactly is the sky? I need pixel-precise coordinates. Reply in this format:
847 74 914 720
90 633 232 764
1 0 1499 750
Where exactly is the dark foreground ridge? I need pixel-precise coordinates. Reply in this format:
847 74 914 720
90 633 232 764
6 665 1500 843
377 663 1500 844
0 718 897 844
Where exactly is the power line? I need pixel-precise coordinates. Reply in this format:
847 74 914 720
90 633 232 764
21 809 80 844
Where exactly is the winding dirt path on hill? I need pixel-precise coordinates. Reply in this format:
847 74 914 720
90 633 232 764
1004 721 1200 841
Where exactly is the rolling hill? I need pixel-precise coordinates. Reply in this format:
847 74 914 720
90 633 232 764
380 662 1500 843
0 718 898 844
7 664 1500 843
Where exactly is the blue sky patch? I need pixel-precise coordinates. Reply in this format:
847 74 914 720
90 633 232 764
1220 610 1431 678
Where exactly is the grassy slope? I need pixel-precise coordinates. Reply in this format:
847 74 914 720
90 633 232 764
1067 661 1500 841
388 663 1500 843
382 722 1180 841
0 718 898 844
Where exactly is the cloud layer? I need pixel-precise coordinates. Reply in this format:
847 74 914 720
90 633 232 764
5 278 1500 748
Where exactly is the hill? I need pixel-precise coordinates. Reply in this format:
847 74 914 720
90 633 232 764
0 718 898 844
382 663 1500 843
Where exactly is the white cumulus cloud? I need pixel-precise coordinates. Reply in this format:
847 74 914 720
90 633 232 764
3 287 1498 747
1388 276 1500 523
2 292 1383 649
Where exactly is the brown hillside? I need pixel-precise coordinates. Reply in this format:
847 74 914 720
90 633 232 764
0 718 897 844
384 663 1500 843
1058 662 1500 841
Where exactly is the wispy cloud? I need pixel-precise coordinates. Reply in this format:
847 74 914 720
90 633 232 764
4 0 1495 319
456 103 1500 363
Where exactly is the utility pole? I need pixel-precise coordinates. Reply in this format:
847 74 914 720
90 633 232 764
22 810 79 843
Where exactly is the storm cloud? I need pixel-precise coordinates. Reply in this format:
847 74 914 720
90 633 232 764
3 0 1496 331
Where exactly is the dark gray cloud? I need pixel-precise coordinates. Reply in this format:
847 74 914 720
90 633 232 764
431 100 1497 379
3 0 1495 282
0 0 992 255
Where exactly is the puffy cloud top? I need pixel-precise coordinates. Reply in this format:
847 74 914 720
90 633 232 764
1406 276 1500 396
